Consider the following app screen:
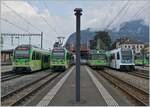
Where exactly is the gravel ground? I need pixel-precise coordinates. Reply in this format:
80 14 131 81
105 69 149 93
135 66 149 72
1 69 51 96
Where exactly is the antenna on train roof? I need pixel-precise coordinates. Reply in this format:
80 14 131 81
57 36 65 46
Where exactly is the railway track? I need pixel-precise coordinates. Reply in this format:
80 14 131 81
97 70 149 106
1 74 24 82
128 72 149 79
1 72 61 106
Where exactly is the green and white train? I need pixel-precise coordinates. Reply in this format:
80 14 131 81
50 47 73 71
87 50 107 69
12 45 50 73
134 54 149 66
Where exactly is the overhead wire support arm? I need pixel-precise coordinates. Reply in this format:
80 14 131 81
1 33 43 49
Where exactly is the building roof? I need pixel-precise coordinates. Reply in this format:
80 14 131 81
116 36 144 45
1 49 14 53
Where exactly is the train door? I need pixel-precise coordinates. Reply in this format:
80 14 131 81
110 53 115 68
116 51 120 69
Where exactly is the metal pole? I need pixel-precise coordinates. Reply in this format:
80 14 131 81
74 8 82 102
29 36 31 45
41 32 43 49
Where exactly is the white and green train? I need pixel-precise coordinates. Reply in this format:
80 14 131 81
50 47 73 71
12 45 50 73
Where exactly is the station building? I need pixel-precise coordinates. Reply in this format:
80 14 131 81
114 37 145 54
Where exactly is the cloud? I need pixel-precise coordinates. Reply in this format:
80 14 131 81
82 0 149 31
1 0 75 50
1 0 149 50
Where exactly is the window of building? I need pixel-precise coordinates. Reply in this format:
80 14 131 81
140 45 143 48
128 46 130 48
125 45 127 48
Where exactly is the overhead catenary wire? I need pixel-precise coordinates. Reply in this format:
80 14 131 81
27 0 60 37
132 2 150 18
43 0 66 36
106 0 129 29
1 18 29 32
2 2 42 32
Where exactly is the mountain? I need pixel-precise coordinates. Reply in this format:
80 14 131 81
65 19 149 46
109 19 149 43
66 28 95 44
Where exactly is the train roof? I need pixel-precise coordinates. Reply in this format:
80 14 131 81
15 44 39 49
107 48 133 55
15 44 50 54
52 47 69 52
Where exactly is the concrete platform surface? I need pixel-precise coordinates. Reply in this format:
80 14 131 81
1 65 13 72
36 65 131 106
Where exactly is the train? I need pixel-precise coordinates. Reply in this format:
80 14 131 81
50 47 73 71
106 48 135 71
87 50 107 69
134 54 149 66
12 45 50 73
12 44 73 73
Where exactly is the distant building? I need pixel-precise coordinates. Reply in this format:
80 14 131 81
114 37 145 54
1 49 14 65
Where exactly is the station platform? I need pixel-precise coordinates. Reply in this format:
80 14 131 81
1 65 13 72
36 66 131 106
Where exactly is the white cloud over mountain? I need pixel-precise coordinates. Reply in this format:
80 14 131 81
1 0 149 49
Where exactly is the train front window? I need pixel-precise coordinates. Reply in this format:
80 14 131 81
121 50 132 60
91 54 106 60
52 51 64 59
15 50 29 59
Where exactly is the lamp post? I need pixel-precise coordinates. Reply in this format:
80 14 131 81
74 8 82 102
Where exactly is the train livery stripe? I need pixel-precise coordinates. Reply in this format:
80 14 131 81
85 66 119 106
37 66 74 106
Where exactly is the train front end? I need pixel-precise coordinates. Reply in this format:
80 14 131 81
50 48 67 71
12 45 31 73
120 48 135 71
88 50 106 69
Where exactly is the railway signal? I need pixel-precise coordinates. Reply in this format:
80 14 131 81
74 8 82 102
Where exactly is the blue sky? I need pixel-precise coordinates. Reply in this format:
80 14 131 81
1 0 149 50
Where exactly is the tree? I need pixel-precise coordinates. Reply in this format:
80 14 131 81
94 31 111 50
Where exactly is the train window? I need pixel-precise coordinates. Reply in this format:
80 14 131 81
36 53 38 60
32 52 35 60
110 54 115 60
43 55 49 63
117 52 120 59
36 52 41 60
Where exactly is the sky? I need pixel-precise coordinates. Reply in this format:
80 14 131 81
1 0 150 50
